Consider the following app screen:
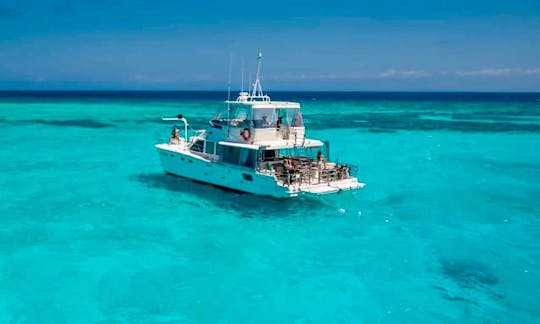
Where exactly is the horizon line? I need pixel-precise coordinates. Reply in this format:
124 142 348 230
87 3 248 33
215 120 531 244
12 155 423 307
1 89 540 94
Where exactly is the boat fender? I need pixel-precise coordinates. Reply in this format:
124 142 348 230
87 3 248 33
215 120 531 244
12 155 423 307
240 128 251 142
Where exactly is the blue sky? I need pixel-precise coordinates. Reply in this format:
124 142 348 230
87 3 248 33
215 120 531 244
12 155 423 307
1 0 539 91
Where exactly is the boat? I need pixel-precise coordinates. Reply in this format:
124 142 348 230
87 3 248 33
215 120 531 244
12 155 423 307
155 53 365 198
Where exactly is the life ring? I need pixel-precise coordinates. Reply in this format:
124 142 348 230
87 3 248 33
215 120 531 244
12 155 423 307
240 128 251 142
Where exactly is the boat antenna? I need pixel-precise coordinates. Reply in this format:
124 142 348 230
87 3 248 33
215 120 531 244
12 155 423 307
227 54 232 107
251 51 264 98
241 60 245 93
227 54 232 136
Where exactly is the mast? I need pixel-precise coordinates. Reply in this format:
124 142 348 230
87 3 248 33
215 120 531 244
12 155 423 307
227 54 232 105
227 54 232 136
250 51 264 99
241 60 245 93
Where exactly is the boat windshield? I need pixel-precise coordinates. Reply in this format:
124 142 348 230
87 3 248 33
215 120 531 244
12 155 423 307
213 105 252 128
278 108 303 127
253 108 276 128
253 107 304 128
213 106 304 128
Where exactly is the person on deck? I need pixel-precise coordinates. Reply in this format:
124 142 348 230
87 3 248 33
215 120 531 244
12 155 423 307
261 115 272 128
169 128 181 145
317 150 325 168
283 158 293 171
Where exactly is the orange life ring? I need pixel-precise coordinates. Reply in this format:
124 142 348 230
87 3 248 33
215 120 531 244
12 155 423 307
240 128 251 142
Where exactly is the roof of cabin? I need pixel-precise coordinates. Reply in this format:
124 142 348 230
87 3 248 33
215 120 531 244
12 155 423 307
224 100 300 109
218 138 323 150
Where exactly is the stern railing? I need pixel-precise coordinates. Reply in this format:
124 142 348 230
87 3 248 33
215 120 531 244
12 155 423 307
270 157 358 187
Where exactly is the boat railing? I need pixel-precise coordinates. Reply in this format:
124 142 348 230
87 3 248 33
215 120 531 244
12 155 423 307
155 130 188 148
271 157 357 187
347 164 359 177
190 129 206 140
279 126 290 140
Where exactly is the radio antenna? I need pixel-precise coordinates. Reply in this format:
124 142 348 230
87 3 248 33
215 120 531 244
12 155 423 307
227 54 232 107
227 54 232 137
241 60 245 93
251 51 263 98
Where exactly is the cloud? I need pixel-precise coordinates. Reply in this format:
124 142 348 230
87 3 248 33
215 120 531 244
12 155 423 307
270 69 430 81
455 68 540 77
265 67 540 82
268 73 365 81
524 68 540 75
455 68 514 77
379 69 430 78
128 73 201 83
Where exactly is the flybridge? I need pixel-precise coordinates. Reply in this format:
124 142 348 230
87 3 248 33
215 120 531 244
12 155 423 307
210 52 306 144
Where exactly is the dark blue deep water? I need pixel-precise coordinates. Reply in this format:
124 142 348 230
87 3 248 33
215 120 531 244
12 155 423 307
1 91 539 322
2 90 540 102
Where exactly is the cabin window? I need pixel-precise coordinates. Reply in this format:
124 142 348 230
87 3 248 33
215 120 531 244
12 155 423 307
218 145 237 164
216 143 224 157
253 108 276 128
262 150 277 161
191 140 204 152
232 106 250 126
239 148 256 168
217 144 256 167
214 106 251 128
205 141 216 154
286 108 303 127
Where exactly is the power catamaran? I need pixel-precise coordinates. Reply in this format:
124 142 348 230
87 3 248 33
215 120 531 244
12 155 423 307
155 53 365 198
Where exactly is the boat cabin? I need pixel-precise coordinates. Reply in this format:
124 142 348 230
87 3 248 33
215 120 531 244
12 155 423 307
208 93 306 145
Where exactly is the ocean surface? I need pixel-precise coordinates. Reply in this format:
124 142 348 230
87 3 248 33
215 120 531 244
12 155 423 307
1 91 539 322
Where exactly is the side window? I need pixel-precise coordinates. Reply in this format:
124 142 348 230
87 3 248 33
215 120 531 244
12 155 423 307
205 141 216 154
263 150 277 161
216 144 224 157
231 106 251 128
218 145 245 164
191 140 204 152
289 108 304 127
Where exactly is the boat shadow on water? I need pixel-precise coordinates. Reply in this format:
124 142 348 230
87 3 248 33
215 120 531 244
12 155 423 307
131 172 337 217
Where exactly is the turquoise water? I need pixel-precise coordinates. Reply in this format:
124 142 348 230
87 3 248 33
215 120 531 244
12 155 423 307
1 92 540 322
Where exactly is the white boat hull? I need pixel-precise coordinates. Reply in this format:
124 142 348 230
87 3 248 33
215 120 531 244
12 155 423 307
156 144 297 198
155 144 364 198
